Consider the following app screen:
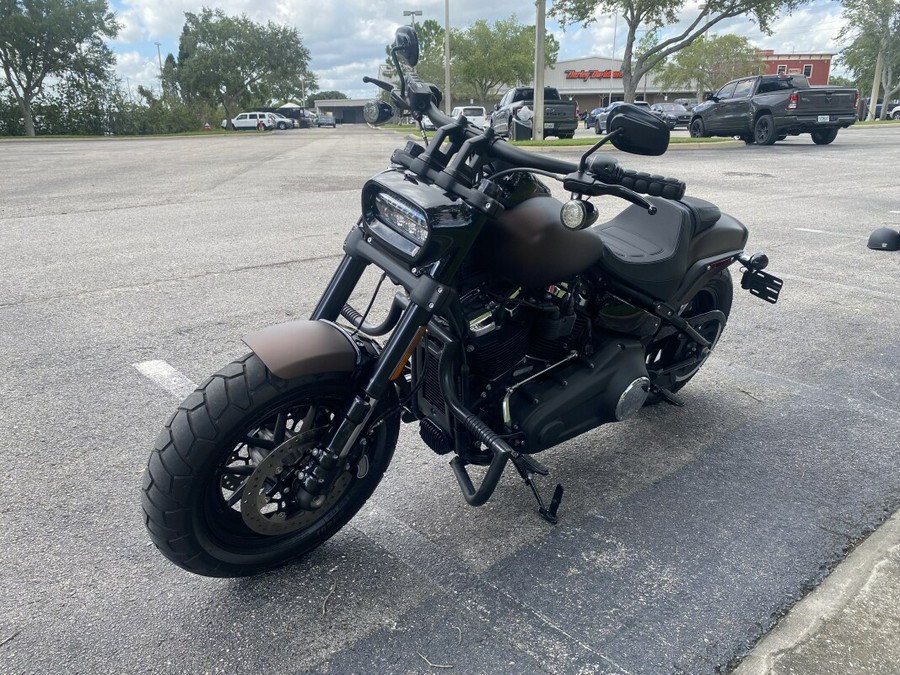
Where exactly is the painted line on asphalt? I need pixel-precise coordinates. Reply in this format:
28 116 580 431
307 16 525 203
133 360 197 399
793 228 860 238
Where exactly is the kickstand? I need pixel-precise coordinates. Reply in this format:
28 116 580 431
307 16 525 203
511 455 564 524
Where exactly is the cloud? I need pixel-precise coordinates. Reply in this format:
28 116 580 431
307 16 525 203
107 0 850 100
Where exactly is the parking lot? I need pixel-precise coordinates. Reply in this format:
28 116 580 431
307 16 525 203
1 124 899 674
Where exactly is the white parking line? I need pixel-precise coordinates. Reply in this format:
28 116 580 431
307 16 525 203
793 228 860 238
133 360 197 399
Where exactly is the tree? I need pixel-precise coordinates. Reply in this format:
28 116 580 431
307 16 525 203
837 0 900 120
658 34 765 101
306 90 347 107
176 8 313 129
0 0 119 136
551 0 806 102
453 15 559 106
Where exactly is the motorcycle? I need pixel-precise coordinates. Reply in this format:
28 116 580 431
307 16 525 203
142 27 783 577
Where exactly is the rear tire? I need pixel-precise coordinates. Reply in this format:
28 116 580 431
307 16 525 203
754 114 777 145
645 270 733 399
811 128 838 145
689 118 706 138
142 353 400 577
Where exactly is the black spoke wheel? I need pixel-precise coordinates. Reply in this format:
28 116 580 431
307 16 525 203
754 114 777 145
689 118 705 138
645 270 733 400
142 353 400 577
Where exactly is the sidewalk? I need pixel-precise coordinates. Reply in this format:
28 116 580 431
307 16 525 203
735 512 900 674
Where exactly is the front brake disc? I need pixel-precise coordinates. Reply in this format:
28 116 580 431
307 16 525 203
240 428 352 536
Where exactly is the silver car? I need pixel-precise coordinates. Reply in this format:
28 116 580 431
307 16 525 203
594 101 650 134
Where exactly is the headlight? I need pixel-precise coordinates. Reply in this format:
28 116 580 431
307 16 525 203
374 192 429 245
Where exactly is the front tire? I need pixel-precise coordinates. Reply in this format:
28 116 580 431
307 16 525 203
811 128 838 145
645 270 733 398
754 114 777 145
142 353 400 577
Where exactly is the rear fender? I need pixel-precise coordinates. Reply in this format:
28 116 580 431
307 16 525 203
242 320 361 380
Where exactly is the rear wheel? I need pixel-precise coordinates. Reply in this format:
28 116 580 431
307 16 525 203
689 118 706 138
645 270 733 398
142 353 400 577
811 128 839 145
754 114 777 145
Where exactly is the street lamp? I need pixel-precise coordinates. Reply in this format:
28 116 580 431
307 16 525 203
403 9 422 29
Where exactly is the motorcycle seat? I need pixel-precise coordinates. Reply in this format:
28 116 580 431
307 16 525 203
596 197 692 300
680 196 721 235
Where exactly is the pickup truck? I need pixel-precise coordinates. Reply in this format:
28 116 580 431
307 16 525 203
490 86 578 139
689 74 858 145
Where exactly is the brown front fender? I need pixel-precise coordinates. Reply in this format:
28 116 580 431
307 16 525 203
242 320 360 380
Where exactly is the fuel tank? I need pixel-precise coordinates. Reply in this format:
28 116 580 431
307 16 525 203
475 195 607 288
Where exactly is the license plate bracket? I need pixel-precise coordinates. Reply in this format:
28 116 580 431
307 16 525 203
543 122 554 129
817 114 831 123
741 269 783 304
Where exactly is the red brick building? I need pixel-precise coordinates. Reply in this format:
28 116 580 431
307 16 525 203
759 50 835 85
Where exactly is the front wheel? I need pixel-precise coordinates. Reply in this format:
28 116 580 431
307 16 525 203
811 128 838 145
645 270 733 398
689 118 705 138
142 353 400 577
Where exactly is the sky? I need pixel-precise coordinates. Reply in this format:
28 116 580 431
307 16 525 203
108 0 850 102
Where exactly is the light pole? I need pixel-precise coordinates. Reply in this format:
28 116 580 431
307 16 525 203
403 9 422 29
608 14 618 106
443 0 451 114
533 0 547 141
154 41 164 97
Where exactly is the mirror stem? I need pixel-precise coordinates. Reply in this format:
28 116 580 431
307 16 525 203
578 128 624 172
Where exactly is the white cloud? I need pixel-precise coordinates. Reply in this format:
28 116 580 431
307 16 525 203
107 0 849 99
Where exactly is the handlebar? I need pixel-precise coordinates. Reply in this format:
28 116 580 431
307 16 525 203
384 71 688 206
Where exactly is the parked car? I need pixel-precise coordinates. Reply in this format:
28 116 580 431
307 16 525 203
316 113 336 128
271 112 298 129
891 105 900 120
221 112 276 130
584 106 605 129
490 86 578 139
594 100 650 134
674 98 699 111
450 106 487 128
650 102 692 129
689 74 858 145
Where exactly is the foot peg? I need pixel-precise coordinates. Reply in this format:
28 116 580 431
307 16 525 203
512 455 564 524
651 384 686 407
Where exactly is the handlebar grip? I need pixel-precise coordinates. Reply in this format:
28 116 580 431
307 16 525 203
618 169 686 200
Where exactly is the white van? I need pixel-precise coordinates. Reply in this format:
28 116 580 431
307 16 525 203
451 106 487 128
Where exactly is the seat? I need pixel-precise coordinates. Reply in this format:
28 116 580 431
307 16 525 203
596 197 692 300
680 196 721 235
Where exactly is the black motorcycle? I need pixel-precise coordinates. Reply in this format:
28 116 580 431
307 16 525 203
142 27 782 577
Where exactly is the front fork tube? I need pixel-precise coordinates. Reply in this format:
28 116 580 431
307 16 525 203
297 257 448 509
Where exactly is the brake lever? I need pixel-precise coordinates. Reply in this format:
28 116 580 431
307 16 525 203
562 171 657 215
608 184 658 215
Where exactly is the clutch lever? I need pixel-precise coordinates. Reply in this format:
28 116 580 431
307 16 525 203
563 171 658 215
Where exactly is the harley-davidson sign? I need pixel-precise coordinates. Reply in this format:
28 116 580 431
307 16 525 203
565 69 623 80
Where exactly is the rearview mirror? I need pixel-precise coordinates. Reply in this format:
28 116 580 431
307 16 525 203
606 103 669 156
393 26 419 68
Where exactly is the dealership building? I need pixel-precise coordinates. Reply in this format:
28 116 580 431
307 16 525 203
319 50 837 123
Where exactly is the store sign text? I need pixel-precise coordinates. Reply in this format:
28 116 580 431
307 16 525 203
565 69 623 81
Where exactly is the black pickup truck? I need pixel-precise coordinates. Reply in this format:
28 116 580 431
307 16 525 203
689 74 858 145
490 86 579 139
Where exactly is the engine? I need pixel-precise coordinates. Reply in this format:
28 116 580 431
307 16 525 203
414 272 658 455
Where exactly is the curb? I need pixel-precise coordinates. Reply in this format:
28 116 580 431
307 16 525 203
734 511 900 674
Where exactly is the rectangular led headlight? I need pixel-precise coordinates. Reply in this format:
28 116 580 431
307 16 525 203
374 192 429 245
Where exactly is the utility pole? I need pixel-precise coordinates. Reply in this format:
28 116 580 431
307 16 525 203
154 42 164 97
609 14 618 106
533 0 546 142
444 0 451 113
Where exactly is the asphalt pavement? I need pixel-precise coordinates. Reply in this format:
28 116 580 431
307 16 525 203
1 123 898 674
